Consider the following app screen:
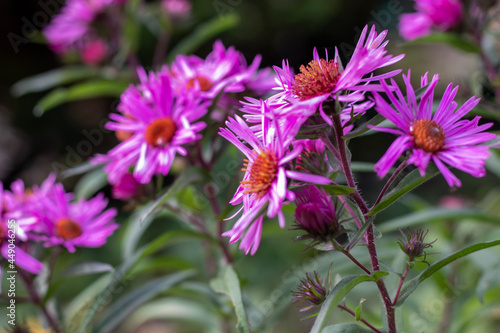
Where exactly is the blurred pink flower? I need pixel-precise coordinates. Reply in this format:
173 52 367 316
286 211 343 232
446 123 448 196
0 183 43 275
167 40 262 100
94 68 208 184
34 186 118 253
372 71 495 187
44 0 125 57
399 0 463 41
162 0 191 19
112 173 141 200
81 38 108 65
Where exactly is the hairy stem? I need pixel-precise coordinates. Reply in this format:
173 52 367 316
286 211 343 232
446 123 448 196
331 110 397 333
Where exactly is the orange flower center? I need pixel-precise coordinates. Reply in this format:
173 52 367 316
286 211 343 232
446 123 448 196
241 149 279 198
186 75 212 92
410 119 445 153
292 59 340 100
55 217 82 240
145 118 177 148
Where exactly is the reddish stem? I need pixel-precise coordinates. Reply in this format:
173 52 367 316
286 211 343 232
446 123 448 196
331 111 397 333
337 304 382 333
392 265 410 306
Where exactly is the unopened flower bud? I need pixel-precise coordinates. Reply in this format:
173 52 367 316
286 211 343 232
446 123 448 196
293 186 340 243
292 270 330 311
397 228 436 263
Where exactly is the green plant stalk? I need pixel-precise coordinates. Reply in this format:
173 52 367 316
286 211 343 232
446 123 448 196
330 110 397 333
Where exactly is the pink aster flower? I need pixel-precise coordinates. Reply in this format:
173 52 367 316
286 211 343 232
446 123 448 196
34 186 118 253
274 25 404 103
219 106 332 255
372 71 495 187
162 0 191 19
293 186 340 244
0 183 43 275
95 68 208 184
273 25 403 125
399 0 462 41
44 0 124 56
168 40 262 100
112 173 142 200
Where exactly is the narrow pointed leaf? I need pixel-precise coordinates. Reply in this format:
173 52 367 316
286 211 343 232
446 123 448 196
321 323 374 332
138 168 202 225
395 239 500 306
310 272 389 333
210 265 250 333
368 167 439 217
379 208 500 234
62 262 114 278
93 270 195 333
11 66 100 96
34 80 129 116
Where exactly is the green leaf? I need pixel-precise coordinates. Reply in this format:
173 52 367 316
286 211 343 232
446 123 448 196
93 270 195 333
77 229 208 333
476 267 500 304
64 274 114 332
137 168 202 225
74 167 108 200
166 13 240 62
346 218 374 250
210 265 250 333
407 32 481 53
486 148 500 179
378 208 500 234
354 298 366 321
11 66 100 97
326 149 342 173
350 162 376 173
395 239 500 306
318 184 356 196
122 297 220 333
62 262 114 278
131 256 194 276
321 323 373 333
310 272 389 333
61 161 103 179
34 80 129 116
368 167 439 217
342 114 386 140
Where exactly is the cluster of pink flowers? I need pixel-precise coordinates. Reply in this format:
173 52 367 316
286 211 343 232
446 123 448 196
0 174 118 277
94 40 272 193
43 0 128 64
218 24 495 255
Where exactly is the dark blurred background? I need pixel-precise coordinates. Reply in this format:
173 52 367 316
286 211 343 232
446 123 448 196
0 0 407 187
